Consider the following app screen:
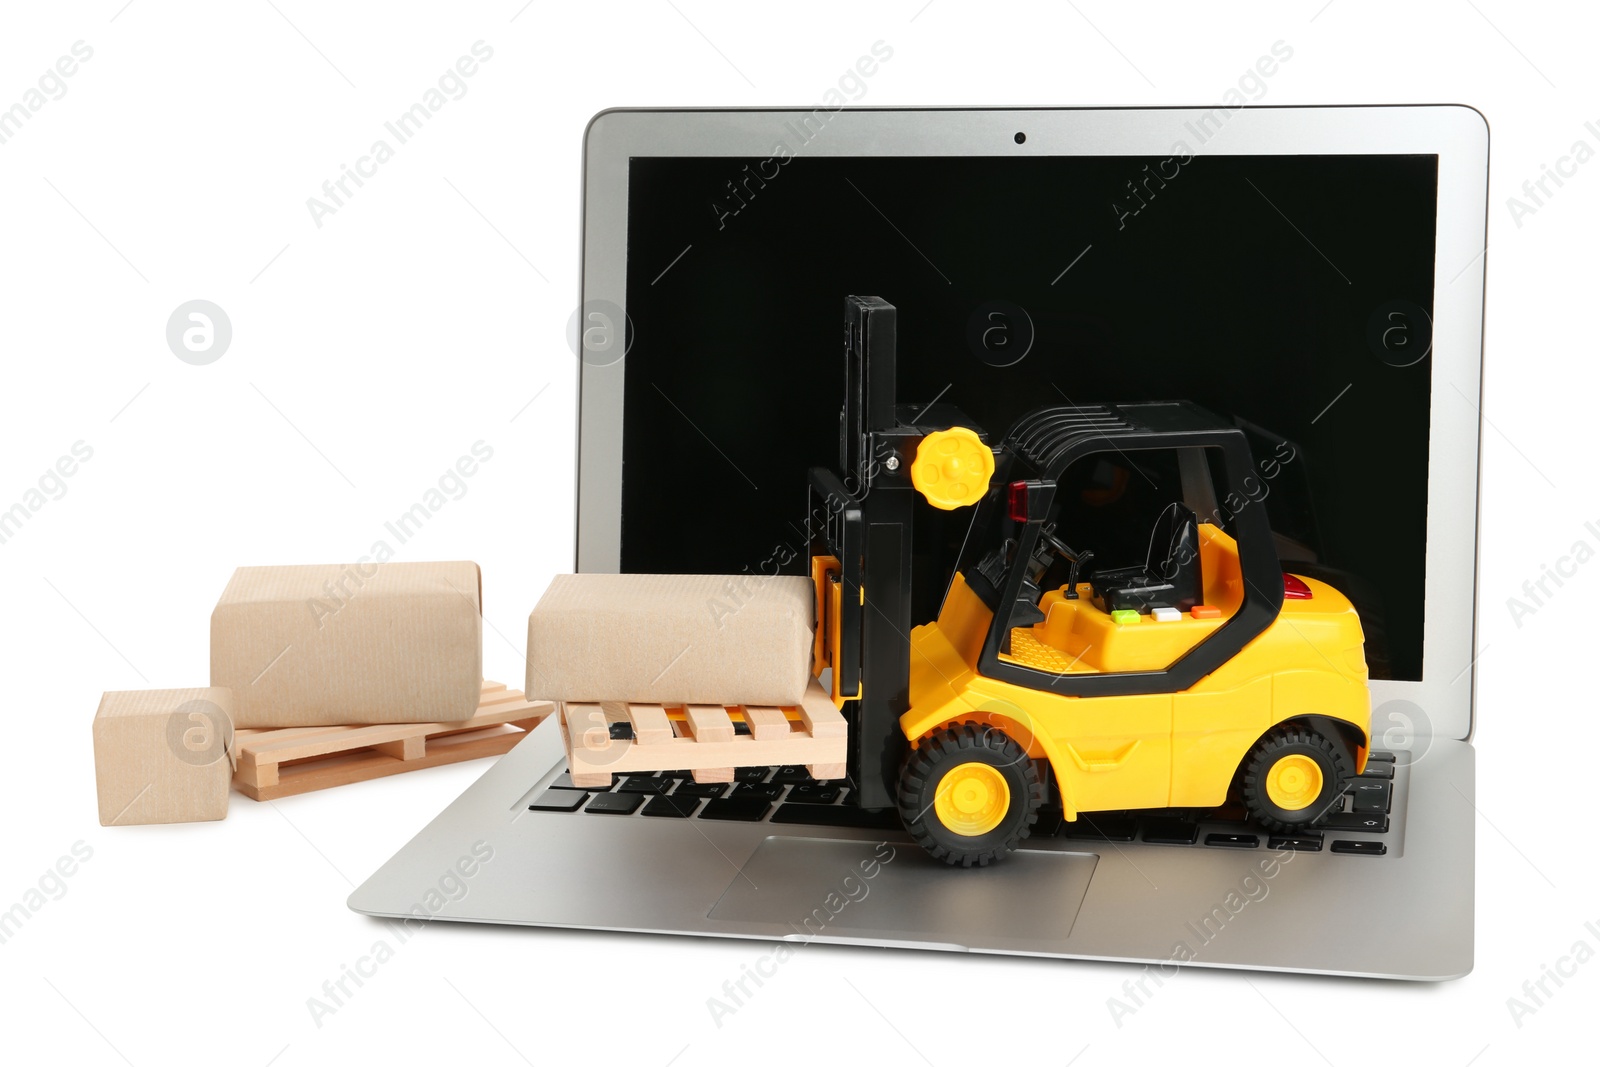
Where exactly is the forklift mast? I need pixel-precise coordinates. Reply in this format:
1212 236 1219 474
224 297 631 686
807 296 985 809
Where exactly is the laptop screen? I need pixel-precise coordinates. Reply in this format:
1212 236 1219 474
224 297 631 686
619 154 1439 682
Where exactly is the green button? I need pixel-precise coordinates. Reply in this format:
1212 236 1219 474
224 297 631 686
1112 609 1141 625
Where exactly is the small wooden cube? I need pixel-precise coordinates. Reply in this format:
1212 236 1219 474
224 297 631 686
93 688 235 826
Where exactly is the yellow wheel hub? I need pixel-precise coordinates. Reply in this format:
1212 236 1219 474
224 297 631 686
1264 754 1324 811
912 427 995 510
933 762 1011 837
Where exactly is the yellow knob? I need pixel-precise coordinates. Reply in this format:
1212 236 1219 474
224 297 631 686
911 427 995 510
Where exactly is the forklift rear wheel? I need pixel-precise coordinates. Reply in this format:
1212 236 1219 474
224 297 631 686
1240 725 1351 831
897 724 1044 867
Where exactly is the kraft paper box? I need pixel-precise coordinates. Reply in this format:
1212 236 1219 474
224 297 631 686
93 687 235 826
211 561 483 728
526 573 814 706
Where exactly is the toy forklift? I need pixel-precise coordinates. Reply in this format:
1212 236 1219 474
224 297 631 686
808 296 1373 866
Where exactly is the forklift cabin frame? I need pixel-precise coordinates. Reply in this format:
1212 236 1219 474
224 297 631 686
969 401 1286 697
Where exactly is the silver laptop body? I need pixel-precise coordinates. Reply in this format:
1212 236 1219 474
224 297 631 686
351 105 1487 980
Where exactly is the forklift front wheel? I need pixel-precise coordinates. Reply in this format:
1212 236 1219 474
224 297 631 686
1240 724 1352 831
897 724 1044 867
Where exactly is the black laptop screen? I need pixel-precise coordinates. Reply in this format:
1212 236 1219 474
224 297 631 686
620 153 1439 681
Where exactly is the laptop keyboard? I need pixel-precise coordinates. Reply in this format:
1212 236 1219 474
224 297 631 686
526 751 1400 855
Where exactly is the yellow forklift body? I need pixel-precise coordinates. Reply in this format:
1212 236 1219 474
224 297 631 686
897 526 1371 820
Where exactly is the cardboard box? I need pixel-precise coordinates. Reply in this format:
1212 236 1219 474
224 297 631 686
93 687 234 825
526 573 814 706
211 561 483 728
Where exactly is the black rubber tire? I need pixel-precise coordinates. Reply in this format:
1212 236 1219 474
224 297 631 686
1240 725 1351 831
897 724 1044 867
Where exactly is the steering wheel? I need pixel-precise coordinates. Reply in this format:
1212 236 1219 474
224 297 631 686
1039 524 1095 600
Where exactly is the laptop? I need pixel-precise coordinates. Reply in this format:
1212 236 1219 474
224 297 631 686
350 105 1487 979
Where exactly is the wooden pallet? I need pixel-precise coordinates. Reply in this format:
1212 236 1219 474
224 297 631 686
233 681 553 801
559 678 848 787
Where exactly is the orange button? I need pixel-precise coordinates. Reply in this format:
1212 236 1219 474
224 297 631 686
1191 605 1222 619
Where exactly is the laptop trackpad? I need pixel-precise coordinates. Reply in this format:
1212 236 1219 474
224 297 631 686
708 837 1096 948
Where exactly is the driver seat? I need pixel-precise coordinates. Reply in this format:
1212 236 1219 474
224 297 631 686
1090 501 1202 614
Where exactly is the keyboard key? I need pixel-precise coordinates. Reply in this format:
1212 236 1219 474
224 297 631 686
1323 812 1389 833
1331 840 1387 856
700 797 772 822
770 804 902 830
1207 801 1250 824
617 776 673 795
1269 834 1323 852
673 782 729 799
527 789 588 812
1366 751 1396 763
1141 818 1199 845
583 792 644 815
550 772 614 791
733 782 784 802
786 783 842 804
1349 781 1392 814
1359 762 1395 780
641 795 701 818
772 765 813 784
735 767 772 782
1061 813 1138 841
1205 833 1259 849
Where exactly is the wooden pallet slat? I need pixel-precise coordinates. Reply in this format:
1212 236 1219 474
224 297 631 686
233 682 553 801
561 702 616 787
373 736 425 762
684 705 736 782
796 688 848 738
561 678 848 786
742 706 790 740
564 702 609 748
684 704 736 743
627 703 673 745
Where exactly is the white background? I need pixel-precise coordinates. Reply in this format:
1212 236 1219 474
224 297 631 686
1 1 1595 1064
